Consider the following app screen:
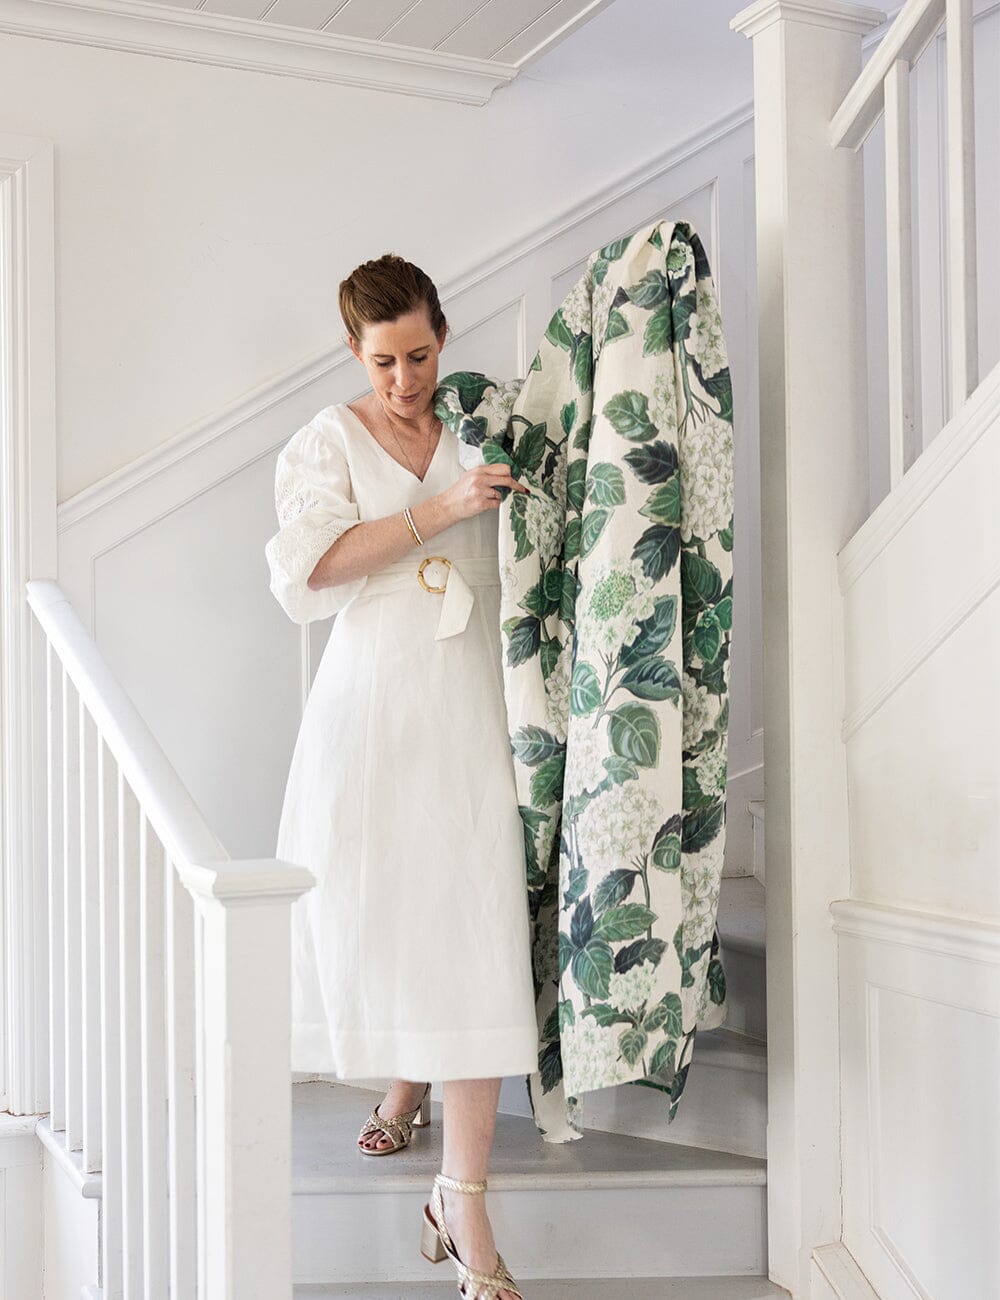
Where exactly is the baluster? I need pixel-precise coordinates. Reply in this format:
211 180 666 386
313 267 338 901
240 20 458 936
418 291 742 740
165 856 197 1298
63 669 82 1150
46 644 66 1132
884 57 917 488
945 0 978 410
194 901 207 1300
118 774 144 1298
98 737 122 1299
140 817 169 1297
80 701 102 1171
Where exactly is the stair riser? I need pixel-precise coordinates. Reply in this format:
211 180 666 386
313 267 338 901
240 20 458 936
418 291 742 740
717 947 766 1040
293 1184 768 1284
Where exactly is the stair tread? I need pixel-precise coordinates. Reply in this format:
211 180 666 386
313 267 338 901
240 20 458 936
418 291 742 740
717 875 766 957
293 1081 766 1193
295 1277 790 1297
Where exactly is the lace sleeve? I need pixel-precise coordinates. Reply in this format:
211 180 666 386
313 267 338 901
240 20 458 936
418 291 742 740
264 414 368 624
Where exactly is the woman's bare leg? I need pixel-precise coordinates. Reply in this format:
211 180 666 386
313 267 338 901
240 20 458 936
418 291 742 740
439 1077 518 1300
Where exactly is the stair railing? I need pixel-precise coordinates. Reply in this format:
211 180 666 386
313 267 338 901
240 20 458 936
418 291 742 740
25 578 314 1300
830 0 980 489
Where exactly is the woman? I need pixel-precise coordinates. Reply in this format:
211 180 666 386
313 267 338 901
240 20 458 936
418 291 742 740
265 252 534 1300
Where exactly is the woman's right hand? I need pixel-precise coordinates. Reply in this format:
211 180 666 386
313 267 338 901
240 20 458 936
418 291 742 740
437 463 531 522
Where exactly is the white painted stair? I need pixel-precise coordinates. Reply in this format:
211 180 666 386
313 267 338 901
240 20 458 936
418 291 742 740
291 1078 783 1293
292 874 774 1293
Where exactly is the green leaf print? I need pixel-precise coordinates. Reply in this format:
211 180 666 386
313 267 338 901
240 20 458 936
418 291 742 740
643 304 673 356
615 937 667 973
571 941 614 999
561 401 577 435
607 702 661 767
586 463 626 506
618 595 678 667
682 801 725 853
632 524 681 582
626 271 669 308
570 662 602 716
639 479 681 526
681 552 723 609
603 391 656 441
604 308 633 343
619 1027 648 1065
511 726 562 766
581 1003 634 1026
619 656 681 702
580 508 611 556
566 459 588 512
650 817 682 873
693 610 722 663
517 422 547 474
592 868 638 913
530 754 564 807
545 311 574 351
623 439 678 484
574 338 593 392
592 904 657 942
504 615 541 666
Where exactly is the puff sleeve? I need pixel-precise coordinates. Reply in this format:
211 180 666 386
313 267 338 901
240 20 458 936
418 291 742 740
264 413 368 624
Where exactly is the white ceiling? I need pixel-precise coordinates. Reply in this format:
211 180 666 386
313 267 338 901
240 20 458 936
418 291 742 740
132 0 617 65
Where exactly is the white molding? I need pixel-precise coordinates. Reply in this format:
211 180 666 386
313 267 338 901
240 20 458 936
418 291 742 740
811 1242 882 1299
0 0 518 104
0 132 57 1119
830 896 1000 964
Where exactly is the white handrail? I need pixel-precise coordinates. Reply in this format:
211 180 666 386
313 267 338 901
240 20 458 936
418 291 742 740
829 0 945 149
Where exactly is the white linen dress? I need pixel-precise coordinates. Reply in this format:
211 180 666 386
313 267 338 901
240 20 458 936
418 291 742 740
265 402 539 1081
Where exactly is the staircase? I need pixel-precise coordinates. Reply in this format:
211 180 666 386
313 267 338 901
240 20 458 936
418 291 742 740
290 873 783 1296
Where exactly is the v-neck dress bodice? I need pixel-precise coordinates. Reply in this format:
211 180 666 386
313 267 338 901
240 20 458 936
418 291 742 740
264 402 538 1080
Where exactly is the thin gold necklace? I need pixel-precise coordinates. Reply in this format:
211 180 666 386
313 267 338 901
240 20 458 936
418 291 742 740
378 402 440 480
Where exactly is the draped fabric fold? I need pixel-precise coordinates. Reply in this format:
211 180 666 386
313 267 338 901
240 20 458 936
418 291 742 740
434 219 735 1143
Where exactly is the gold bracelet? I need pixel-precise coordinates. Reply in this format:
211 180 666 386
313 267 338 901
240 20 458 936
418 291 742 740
403 506 424 546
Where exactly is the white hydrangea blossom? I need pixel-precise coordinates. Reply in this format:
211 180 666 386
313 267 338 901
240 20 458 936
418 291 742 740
456 438 486 471
549 441 568 512
559 271 593 337
592 275 617 354
524 495 564 564
693 742 728 797
682 843 724 947
577 781 662 879
482 378 523 434
577 558 658 659
682 677 716 751
562 1015 632 1093
607 959 658 1014
564 722 611 796
544 640 572 742
693 279 728 379
679 410 734 543
647 369 679 438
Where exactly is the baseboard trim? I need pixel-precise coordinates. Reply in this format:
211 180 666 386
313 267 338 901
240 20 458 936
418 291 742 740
811 1242 881 1299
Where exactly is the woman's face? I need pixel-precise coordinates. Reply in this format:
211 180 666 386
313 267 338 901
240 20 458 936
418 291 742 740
350 307 447 422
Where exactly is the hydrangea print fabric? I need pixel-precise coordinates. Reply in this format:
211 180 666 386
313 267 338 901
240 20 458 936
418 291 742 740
434 219 734 1143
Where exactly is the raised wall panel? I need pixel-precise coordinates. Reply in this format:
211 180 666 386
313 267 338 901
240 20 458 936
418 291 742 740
835 905 1000 1300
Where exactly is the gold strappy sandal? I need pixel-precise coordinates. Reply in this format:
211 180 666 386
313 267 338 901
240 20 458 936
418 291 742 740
420 1172 524 1299
357 1081 432 1156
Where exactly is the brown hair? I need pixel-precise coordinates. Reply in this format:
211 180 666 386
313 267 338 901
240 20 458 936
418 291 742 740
338 253 448 346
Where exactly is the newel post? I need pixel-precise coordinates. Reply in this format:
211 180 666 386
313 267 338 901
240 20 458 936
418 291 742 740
176 859 314 1300
729 2 885 1295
